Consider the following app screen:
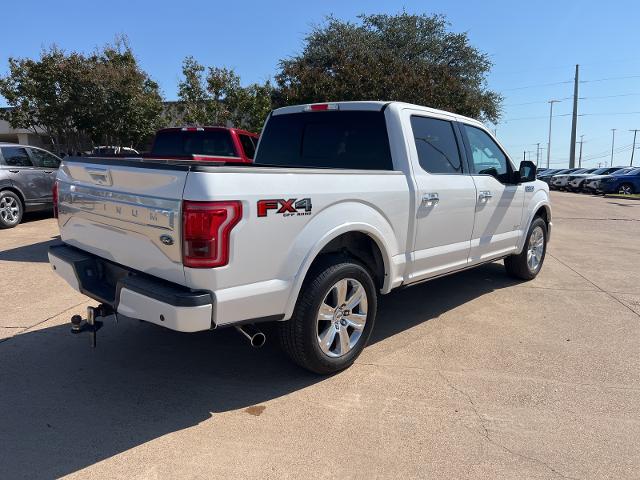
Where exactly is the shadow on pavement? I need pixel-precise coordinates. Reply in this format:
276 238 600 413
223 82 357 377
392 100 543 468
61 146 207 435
0 237 60 262
21 210 55 223
0 262 518 479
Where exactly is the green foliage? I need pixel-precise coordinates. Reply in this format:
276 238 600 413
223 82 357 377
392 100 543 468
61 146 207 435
0 37 164 152
0 12 501 148
275 13 501 122
176 58 272 132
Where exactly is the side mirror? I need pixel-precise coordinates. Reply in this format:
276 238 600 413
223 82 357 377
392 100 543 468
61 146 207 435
518 160 537 183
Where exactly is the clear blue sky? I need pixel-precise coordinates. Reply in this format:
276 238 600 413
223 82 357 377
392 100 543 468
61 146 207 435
2 0 640 167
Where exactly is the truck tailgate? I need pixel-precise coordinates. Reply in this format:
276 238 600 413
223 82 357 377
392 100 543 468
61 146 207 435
56 158 188 285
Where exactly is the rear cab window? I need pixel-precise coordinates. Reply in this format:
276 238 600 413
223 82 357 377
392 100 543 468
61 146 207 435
255 110 393 170
151 130 238 157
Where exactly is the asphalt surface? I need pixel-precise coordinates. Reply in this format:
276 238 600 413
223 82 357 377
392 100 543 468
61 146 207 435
0 192 638 479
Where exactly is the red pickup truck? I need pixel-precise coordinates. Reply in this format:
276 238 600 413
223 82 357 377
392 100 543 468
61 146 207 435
145 126 259 163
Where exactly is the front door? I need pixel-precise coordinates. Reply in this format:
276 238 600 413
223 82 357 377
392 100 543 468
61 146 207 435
460 124 525 263
27 147 61 203
405 112 477 282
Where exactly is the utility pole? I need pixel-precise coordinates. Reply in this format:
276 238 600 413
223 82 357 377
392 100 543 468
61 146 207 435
630 129 639 166
523 150 526 162
578 135 584 167
569 65 580 168
536 143 541 166
547 100 561 168
610 129 617 167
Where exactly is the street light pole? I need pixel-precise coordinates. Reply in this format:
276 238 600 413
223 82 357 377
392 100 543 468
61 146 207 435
610 129 617 167
547 100 561 168
578 135 584 168
630 129 639 167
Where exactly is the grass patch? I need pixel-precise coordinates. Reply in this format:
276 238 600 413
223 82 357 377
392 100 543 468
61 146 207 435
605 193 640 199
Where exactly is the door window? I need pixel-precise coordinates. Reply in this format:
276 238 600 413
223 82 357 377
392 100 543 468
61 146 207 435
463 125 512 183
28 148 61 168
410 116 463 174
238 134 256 159
1 147 33 167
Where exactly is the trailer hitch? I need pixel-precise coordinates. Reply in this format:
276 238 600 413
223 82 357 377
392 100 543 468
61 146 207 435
70 304 113 347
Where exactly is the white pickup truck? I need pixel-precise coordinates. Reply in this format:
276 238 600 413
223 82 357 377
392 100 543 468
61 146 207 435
49 101 551 374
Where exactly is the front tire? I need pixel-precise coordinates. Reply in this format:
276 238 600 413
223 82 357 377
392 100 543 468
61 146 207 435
618 183 634 195
0 191 23 229
504 217 547 280
278 257 377 374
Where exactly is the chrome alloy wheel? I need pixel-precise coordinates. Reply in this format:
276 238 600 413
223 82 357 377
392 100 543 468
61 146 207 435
527 226 545 272
316 278 368 358
0 196 20 225
619 184 633 195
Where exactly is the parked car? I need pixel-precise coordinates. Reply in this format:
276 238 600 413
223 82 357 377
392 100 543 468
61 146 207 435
550 168 593 190
584 167 635 194
598 168 640 195
0 143 61 228
146 127 259 163
538 168 572 186
567 167 620 192
49 101 550 374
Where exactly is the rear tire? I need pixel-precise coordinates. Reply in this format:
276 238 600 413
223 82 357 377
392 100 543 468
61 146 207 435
504 217 547 280
278 257 377 374
0 191 23 229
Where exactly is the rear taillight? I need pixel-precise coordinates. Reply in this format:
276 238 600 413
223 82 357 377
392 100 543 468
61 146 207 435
52 181 59 218
182 200 242 268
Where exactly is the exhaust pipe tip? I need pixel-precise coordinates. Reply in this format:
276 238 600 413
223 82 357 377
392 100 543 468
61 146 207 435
250 332 266 348
235 324 266 348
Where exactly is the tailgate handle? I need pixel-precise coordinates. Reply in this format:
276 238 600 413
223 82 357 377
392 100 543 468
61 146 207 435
86 168 112 186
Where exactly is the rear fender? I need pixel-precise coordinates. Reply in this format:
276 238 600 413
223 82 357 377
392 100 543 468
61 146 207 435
282 201 400 320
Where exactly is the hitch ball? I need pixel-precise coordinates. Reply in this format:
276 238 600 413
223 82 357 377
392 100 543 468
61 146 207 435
71 315 83 333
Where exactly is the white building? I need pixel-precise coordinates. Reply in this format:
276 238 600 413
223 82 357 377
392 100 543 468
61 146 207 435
0 115 47 146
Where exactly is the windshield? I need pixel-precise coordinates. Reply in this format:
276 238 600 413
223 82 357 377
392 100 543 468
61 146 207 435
591 168 608 175
627 168 640 175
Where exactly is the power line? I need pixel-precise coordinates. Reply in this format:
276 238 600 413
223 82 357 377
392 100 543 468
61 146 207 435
581 74 640 84
500 80 573 92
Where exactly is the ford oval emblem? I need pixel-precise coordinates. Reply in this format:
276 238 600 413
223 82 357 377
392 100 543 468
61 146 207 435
160 234 174 246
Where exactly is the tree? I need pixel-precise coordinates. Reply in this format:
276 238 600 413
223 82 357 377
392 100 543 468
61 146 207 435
0 38 164 153
275 13 501 122
176 58 273 132
177 56 211 126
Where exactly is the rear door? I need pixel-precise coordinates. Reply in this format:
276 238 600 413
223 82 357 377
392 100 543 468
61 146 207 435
0 146 50 205
460 124 525 263
27 147 61 202
403 110 477 281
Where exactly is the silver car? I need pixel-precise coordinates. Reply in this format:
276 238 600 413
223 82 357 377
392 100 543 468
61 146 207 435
0 143 61 228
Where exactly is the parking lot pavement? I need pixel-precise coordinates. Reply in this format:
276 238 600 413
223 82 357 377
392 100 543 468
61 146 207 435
1 192 638 480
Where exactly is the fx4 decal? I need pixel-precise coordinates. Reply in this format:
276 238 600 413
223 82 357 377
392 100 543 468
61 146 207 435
257 198 313 217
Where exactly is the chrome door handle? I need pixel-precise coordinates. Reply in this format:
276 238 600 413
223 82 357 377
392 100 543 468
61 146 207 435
44 170 53 174
8 169 19 173
478 191 493 203
422 193 439 207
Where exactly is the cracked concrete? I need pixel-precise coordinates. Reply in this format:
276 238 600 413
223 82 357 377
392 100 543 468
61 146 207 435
0 192 638 479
